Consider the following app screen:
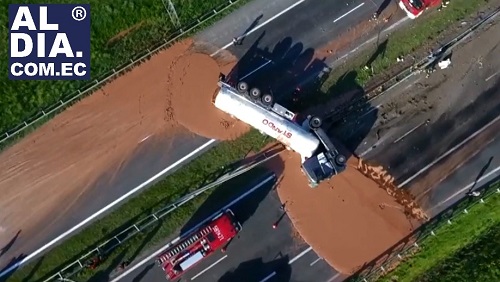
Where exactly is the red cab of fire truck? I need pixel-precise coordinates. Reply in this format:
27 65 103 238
398 0 442 19
156 209 241 280
213 80 347 188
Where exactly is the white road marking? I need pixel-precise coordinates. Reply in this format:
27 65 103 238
211 0 308 56
309 256 323 266
240 59 274 81
326 273 342 282
191 255 228 280
485 70 500 81
430 165 500 211
111 174 275 281
393 120 427 144
139 134 151 143
259 271 277 282
0 139 218 279
0 1 310 277
398 115 500 188
288 246 313 264
333 2 365 23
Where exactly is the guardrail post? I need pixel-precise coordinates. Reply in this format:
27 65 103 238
463 209 468 214
133 224 140 231
114 236 121 243
480 198 485 203
431 230 436 236
447 219 452 225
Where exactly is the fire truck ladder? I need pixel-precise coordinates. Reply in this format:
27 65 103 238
164 226 212 259
43 144 283 282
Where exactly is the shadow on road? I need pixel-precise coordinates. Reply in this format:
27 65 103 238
225 33 378 160
348 173 500 281
383 78 500 183
0 253 26 282
219 256 291 282
180 166 281 235
88 249 128 282
0 230 21 259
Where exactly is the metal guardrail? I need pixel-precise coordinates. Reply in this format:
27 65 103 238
0 0 243 146
346 7 500 282
43 146 284 281
349 179 500 282
324 6 500 126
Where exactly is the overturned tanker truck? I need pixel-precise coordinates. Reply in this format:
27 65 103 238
213 78 347 188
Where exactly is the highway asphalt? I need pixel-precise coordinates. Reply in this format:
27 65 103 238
4 0 403 274
119 177 340 282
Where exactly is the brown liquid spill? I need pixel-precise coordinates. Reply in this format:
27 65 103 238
357 159 429 221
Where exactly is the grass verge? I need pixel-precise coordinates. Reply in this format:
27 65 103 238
377 181 500 282
0 0 247 136
11 130 272 281
10 0 494 281
318 0 492 95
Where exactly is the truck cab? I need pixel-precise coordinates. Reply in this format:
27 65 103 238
300 116 347 187
213 79 347 188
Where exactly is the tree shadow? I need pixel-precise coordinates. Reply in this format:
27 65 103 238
87 248 128 282
21 256 44 282
218 256 292 282
468 156 493 192
237 14 264 45
0 253 26 282
375 0 393 18
347 173 500 281
180 167 280 235
366 39 389 68
131 263 155 282
0 230 21 258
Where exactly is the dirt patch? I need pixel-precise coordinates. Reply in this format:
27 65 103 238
168 52 250 141
274 151 419 274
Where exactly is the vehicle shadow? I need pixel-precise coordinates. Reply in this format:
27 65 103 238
347 173 500 281
226 32 330 103
225 32 378 161
218 256 292 282
180 165 281 235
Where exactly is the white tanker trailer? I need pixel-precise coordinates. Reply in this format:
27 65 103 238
213 79 347 188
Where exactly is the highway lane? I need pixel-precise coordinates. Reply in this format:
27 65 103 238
3 0 395 270
119 178 339 282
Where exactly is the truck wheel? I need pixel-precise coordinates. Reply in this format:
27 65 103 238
335 154 347 166
237 81 248 93
309 116 322 129
261 93 274 107
249 88 261 99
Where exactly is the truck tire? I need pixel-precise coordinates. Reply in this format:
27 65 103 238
237 81 248 93
261 93 274 107
335 154 347 166
249 88 261 99
309 116 322 129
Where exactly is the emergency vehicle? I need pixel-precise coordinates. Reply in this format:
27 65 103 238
213 79 347 187
398 0 442 19
156 209 241 280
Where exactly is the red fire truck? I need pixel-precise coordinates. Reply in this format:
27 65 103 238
398 0 442 19
156 209 242 280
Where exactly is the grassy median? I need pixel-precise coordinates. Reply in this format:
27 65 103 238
0 0 244 136
11 0 494 281
377 181 500 282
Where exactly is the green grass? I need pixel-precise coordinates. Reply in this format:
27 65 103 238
9 0 495 281
377 182 500 282
0 0 239 136
11 130 273 281
319 0 491 94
